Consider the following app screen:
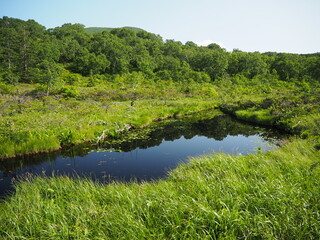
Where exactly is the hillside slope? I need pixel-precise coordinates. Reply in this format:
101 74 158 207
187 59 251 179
85 26 144 34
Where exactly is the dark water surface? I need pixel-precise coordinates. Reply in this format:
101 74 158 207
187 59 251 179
0 112 287 197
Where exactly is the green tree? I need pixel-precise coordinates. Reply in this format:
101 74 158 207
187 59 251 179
207 43 226 52
162 40 183 59
130 42 156 75
182 41 198 64
227 51 268 78
50 23 90 46
137 31 163 59
303 56 320 82
0 17 46 83
34 60 63 96
190 48 228 80
71 48 109 76
17 19 46 82
57 37 82 63
0 19 19 84
90 32 130 75
271 53 304 81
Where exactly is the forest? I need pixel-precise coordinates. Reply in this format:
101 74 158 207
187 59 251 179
1 16 320 87
0 16 320 239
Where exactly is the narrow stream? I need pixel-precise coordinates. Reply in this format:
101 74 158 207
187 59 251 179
0 112 287 197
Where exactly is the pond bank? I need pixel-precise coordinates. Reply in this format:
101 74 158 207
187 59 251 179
3 88 318 160
1 107 218 161
0 139 319 239
0 98 217 159
219 96 320 149
0 111 284 197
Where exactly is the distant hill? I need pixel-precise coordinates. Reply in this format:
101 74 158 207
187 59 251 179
85 26 144 34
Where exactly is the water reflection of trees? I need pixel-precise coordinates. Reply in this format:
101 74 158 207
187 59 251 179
115 114 283 152
0 114 284 173
0 144 96 175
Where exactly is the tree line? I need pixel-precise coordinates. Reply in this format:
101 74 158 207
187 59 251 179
1 16 320 85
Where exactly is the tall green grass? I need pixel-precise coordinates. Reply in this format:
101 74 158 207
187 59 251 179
0 139 319 239
235 109 276 126
0 92 217 158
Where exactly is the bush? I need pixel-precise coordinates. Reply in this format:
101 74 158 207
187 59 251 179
59 86 80 99
59 71 82 85
0 83 14 94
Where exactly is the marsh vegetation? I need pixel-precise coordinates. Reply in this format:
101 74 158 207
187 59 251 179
0 17 319 239
0 112 286 197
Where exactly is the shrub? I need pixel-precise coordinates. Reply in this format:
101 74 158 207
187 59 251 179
59 86 80 99
59 71 82 85
0 83 14 94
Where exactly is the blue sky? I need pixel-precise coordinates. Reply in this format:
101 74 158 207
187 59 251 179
1 0 319 53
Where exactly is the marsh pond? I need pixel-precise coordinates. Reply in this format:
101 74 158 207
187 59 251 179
0 111 287 197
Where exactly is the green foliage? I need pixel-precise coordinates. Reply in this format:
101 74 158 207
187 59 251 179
272 53 304 81
58 129 76 145
218 83 320 144
59 70 83 85
58 86 80 99
0 82 14 94
189 47 229 80
1 17 320 84
228 51 269 78
236 109 276 126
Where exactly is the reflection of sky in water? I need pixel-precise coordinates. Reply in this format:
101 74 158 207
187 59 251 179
30 134 274 184
0 116 281 197
155 134 273 157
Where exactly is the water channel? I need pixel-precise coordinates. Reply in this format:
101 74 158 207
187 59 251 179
0 111 287 197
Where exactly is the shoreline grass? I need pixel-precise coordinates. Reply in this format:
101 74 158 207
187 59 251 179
0 139 319 239
0 94 217 159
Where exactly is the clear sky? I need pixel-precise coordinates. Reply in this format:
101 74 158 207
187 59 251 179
1 0 319 53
